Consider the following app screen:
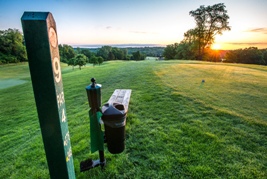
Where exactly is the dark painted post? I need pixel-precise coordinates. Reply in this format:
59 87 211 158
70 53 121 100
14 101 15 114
21 12 75 179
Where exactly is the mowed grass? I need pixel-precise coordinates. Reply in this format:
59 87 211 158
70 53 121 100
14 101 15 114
0 60 266 178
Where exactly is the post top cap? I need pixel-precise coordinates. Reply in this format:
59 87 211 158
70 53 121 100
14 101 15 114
91 78 96 83
21 12 50 21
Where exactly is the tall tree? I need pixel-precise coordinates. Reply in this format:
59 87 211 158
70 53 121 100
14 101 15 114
163 43 178 59
189 3 230 60
67 57 76 70
75 54 87 70
80 49 93 62
97 56 104 65
177 29 199 60
58 44 75 63
0 28 27 63
108 51 115 60
132 51 146 60
91 56 99 66
97 46 112 60
112 47 125 60
262 49 267 65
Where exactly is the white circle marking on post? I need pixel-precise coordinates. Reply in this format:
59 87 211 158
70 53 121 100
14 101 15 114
49 27 57 48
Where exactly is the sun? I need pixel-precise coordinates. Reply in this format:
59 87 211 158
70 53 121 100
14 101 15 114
211 43 221 50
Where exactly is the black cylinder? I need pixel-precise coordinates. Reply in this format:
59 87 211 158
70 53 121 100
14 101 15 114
85 78 101 110
101 103 126 154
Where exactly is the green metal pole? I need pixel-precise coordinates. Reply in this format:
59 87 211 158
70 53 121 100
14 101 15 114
21 12 75 179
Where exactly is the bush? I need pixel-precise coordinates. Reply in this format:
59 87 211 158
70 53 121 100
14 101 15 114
0 53 19 64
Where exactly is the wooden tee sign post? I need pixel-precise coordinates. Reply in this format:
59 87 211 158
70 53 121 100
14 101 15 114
21 12 75 179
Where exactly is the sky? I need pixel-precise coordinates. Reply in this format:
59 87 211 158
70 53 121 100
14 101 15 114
0 0 267 50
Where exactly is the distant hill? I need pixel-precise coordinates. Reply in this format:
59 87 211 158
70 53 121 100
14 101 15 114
73 45 165 57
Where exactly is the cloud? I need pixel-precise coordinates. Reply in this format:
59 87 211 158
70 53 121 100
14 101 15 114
106 26 112 29
227 42 267 45
245 27 267 34
224 42 267 49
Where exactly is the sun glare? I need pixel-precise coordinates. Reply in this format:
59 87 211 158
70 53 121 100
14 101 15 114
212 43 221 50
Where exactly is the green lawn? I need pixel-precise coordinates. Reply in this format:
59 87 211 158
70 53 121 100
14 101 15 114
0 60 266 178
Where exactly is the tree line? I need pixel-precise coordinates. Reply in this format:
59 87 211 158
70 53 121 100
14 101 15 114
82 45 147 61
127 47 164 57
224 47 267 65
164 42 267 65
84 46 164 57
59 44 147 69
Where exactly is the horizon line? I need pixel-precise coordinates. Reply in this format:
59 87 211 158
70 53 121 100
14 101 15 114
69 43 166 48
66 43 267 50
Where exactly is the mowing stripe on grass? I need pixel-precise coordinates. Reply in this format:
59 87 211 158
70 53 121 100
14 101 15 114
0 79 28 89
